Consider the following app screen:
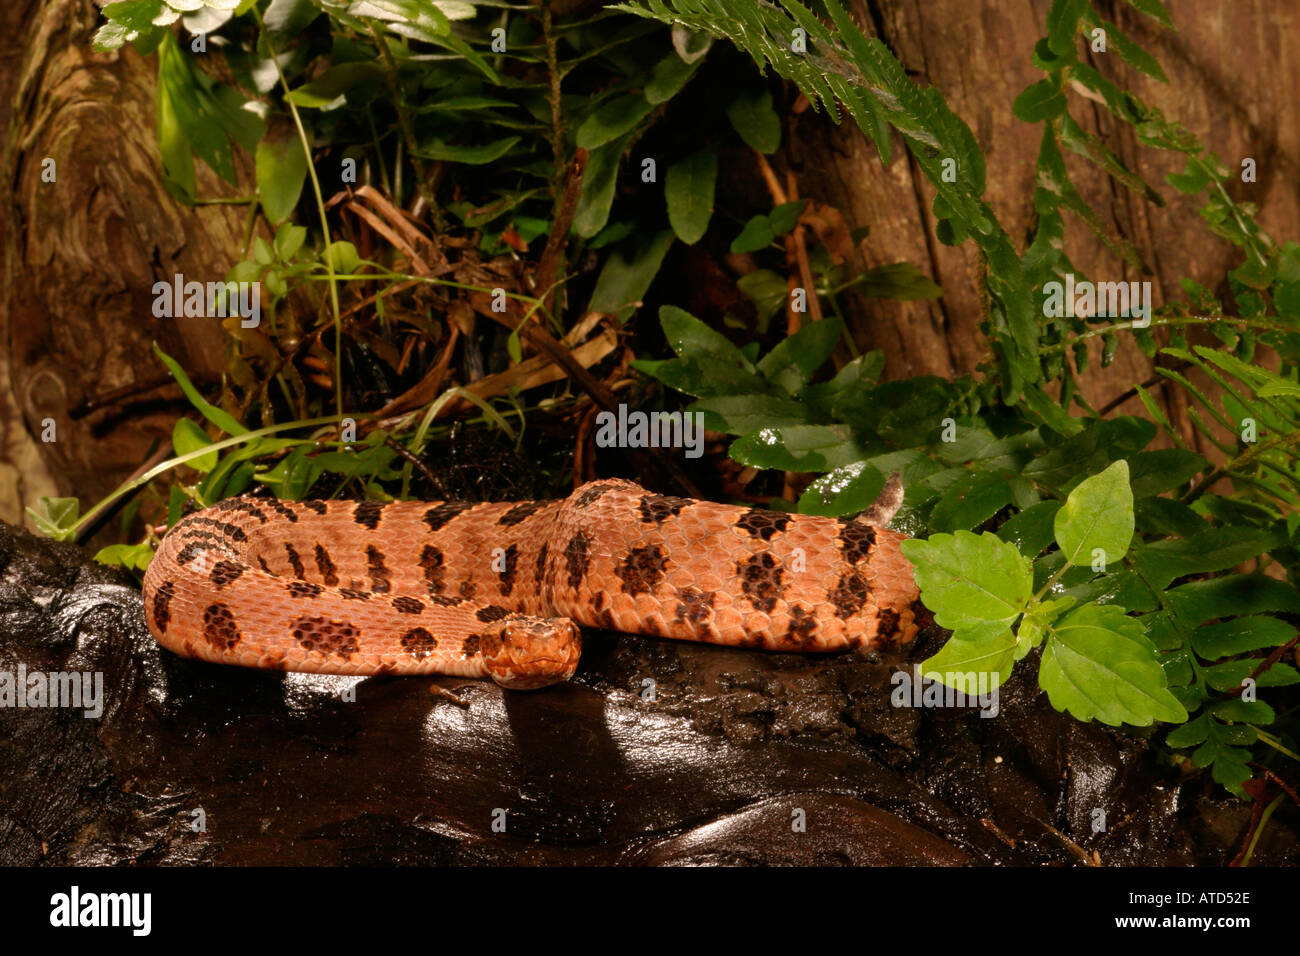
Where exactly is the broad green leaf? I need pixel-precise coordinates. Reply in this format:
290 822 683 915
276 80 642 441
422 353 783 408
1133 527 1277 591
587 231 674 316
665 149 717 245
416 136 520 164
1166 575 1300 629
286 62 385 108
645 50 700 104
928 471 1014 533
900 530 1032 631
730 215 776 253
690 394 811 434
1192 616 1297 660
577 93 655 150
1013 79 1066 122
1126 448 1206 498
1046 0 1087 55
756 318 841 392
1040 603 1187 726
323 240 360 274
1054 459 1134 567
172 418 218 473
996 500 1061 557
659 305 750 366
256 122 308 224
729 424 866 472
573 136 629 238
847 262 943 300
726 87 780 153
797 461 888 517
921 620 1017 693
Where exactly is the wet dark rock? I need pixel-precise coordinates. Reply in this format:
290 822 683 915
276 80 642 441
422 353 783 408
0 520 1294 866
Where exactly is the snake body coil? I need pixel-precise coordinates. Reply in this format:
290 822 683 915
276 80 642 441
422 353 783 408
142 479 921 689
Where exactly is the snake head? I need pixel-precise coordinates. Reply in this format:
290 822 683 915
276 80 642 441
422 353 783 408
481 617 582 690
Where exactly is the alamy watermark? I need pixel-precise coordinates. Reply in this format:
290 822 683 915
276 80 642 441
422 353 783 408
0 664 103 718
891 665 1000 718
595 404 705 459
1042 272 1151 327
152 272 260 328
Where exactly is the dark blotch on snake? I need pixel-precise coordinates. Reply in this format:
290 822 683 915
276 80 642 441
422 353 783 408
497 544 518 596
476 605 510 623
838 518 876 566
829 569 871 619
339 588 370 601
462 634 481 658
615 545 668 596
736 507 790 541
674 586 715 627
353 500 385 530
210 560 245 590
392 596 424 615
738 552 785 613
420 545 445 594
564 531 592 589
152 581 176 634
284 542 306 580
202 603 241 651
497 501 544 526
300 501 327 515
400 627 438 660
291 615 360 660
213 499 268 523
638 494 692 525
366 545 391 593
314 544 339 586
286 581 324 599
423 501 472 532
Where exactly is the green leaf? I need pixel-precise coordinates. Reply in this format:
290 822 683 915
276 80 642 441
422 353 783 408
797 461 888 517
415 136 521 164
768 199 807 236
26 496 81 540
921 620 1017 693
573 135 630 238
645 49 701 104
255 122 308 224
1192 616 1297 660
94 541 156 573
928 471 1014 533
900 530 1032 631
577 93 655 150
729 424 866 472
323 240 361 274
172 418 218 473
730 215 776 254
286 62 385 108
690 394 811 434
846 262 943 300
1046 0 1087 55
756 318 841 393
665 149 717 244
587 230 674 316
996 500 1061 557
1166 575 1300 628
153 343 247 436
1127 448 1206 497
1133 527 1277 591
1040 604 1188 726
1013 79 1066 122
726 87 781 153
1053 459 1134 567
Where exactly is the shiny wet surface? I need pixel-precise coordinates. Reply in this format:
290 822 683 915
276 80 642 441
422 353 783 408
0 522 1293 865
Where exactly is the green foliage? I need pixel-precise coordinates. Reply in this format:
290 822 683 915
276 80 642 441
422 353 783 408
83 0 1300 800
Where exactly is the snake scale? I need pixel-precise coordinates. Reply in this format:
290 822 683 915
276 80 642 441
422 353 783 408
141 478 922 689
